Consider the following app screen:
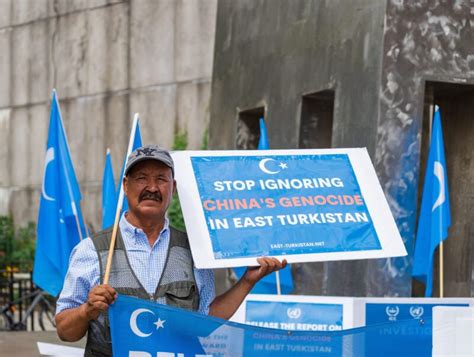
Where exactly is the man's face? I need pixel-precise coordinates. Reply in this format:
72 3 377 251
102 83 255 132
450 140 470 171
123 160 176 220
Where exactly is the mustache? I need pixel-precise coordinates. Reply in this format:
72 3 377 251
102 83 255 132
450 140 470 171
139 191 162 202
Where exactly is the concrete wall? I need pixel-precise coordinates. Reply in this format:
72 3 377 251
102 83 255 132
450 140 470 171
209 0 385 153
0 0 217 232
371 0 474 296
209 0 474 296
209 0 387 296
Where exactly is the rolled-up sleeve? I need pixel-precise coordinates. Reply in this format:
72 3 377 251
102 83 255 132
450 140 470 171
55 238 100 315
194 268 215 315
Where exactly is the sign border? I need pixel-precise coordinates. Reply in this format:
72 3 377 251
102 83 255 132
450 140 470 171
172 148 407 269
230 294 356 330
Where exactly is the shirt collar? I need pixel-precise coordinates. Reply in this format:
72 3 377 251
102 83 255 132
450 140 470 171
119 213 170 243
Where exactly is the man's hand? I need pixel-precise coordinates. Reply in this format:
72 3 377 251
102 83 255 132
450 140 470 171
56 284 117 342
242 257 288 287
209 257 288 320
83 284 117 321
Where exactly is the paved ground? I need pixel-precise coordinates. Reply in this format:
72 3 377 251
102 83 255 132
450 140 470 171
0 331 86 356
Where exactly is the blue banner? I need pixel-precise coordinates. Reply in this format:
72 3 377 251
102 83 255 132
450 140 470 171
365 302 468 356
245 300 343 331
191 154 380 260
109 295 434 356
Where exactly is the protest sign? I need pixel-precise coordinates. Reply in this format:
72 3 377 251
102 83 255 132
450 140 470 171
353 297 474 356
231 294 355 331
173 148 406 268
109 294 340 356
109 295 437 356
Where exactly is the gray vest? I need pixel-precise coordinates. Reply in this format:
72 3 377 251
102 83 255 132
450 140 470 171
84 226 199 356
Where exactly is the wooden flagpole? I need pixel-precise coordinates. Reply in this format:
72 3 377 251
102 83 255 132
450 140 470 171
104 113 139 284
429 104 444 298
440 242 444 297
275 271 281 295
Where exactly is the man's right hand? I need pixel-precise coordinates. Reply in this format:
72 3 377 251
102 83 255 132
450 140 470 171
83 284 117 321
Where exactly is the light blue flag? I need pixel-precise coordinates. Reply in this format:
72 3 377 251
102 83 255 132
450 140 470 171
119 120 143 214
102 148 117 229
234 118 294 294
257 117 270 150
109 294 432 356
413 106 451 297
33 90 87 296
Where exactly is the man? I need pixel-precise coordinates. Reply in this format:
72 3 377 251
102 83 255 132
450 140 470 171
55 145 287 356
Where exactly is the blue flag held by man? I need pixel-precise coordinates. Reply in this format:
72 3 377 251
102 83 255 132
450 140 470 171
413 106 451 297
33 90 88 297
108 294 432 356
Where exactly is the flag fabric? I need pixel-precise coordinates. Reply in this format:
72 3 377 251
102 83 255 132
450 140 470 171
108 294 432 356
257 117 270 150
102 148 117 229
413 106 451 297
234 118 294 294
33 90 87 296
119 120 143 213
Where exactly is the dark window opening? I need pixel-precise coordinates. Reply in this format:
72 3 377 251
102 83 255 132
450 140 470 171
236 107 265 150
299 90 335 149
296 90 335 295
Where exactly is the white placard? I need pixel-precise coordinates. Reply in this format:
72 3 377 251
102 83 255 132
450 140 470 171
173 148 406 268
231 294 356 331
353 297 474 327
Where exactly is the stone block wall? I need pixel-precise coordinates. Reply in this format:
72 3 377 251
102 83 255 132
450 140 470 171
0 0 217 232
209 0 474 296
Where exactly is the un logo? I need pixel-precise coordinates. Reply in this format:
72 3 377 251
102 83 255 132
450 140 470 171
385 306 399 321
287 307 302 319
409 306 424 319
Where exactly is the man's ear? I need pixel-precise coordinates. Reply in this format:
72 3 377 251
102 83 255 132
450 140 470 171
123 176 129 196
172 179 177 195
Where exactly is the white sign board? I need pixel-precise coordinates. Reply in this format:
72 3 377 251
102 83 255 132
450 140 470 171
173 148 406 269
433 306 474 356
231 294 356 331
353 297 474 327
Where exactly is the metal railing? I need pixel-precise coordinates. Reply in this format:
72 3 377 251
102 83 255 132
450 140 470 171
0 269 56 331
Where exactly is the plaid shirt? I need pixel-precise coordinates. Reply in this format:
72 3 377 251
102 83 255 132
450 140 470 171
56 215 215 315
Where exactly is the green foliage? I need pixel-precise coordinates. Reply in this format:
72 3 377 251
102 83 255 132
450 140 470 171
172 131 188 151
168 128 209 232
200 127 209 150
11 223 36 270
0 216 14 268
168 132 188 231
0 216 36 271
168 194 186 232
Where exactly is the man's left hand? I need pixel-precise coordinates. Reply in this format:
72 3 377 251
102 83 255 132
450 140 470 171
242 257 288 286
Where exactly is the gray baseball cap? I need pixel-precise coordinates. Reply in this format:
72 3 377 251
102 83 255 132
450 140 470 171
125 145 174 176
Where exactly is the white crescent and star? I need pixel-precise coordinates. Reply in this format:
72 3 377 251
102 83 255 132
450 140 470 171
153 318 166 329
432 161 445 212
259 158 288 174
42 148 55 201
130 308 166 338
